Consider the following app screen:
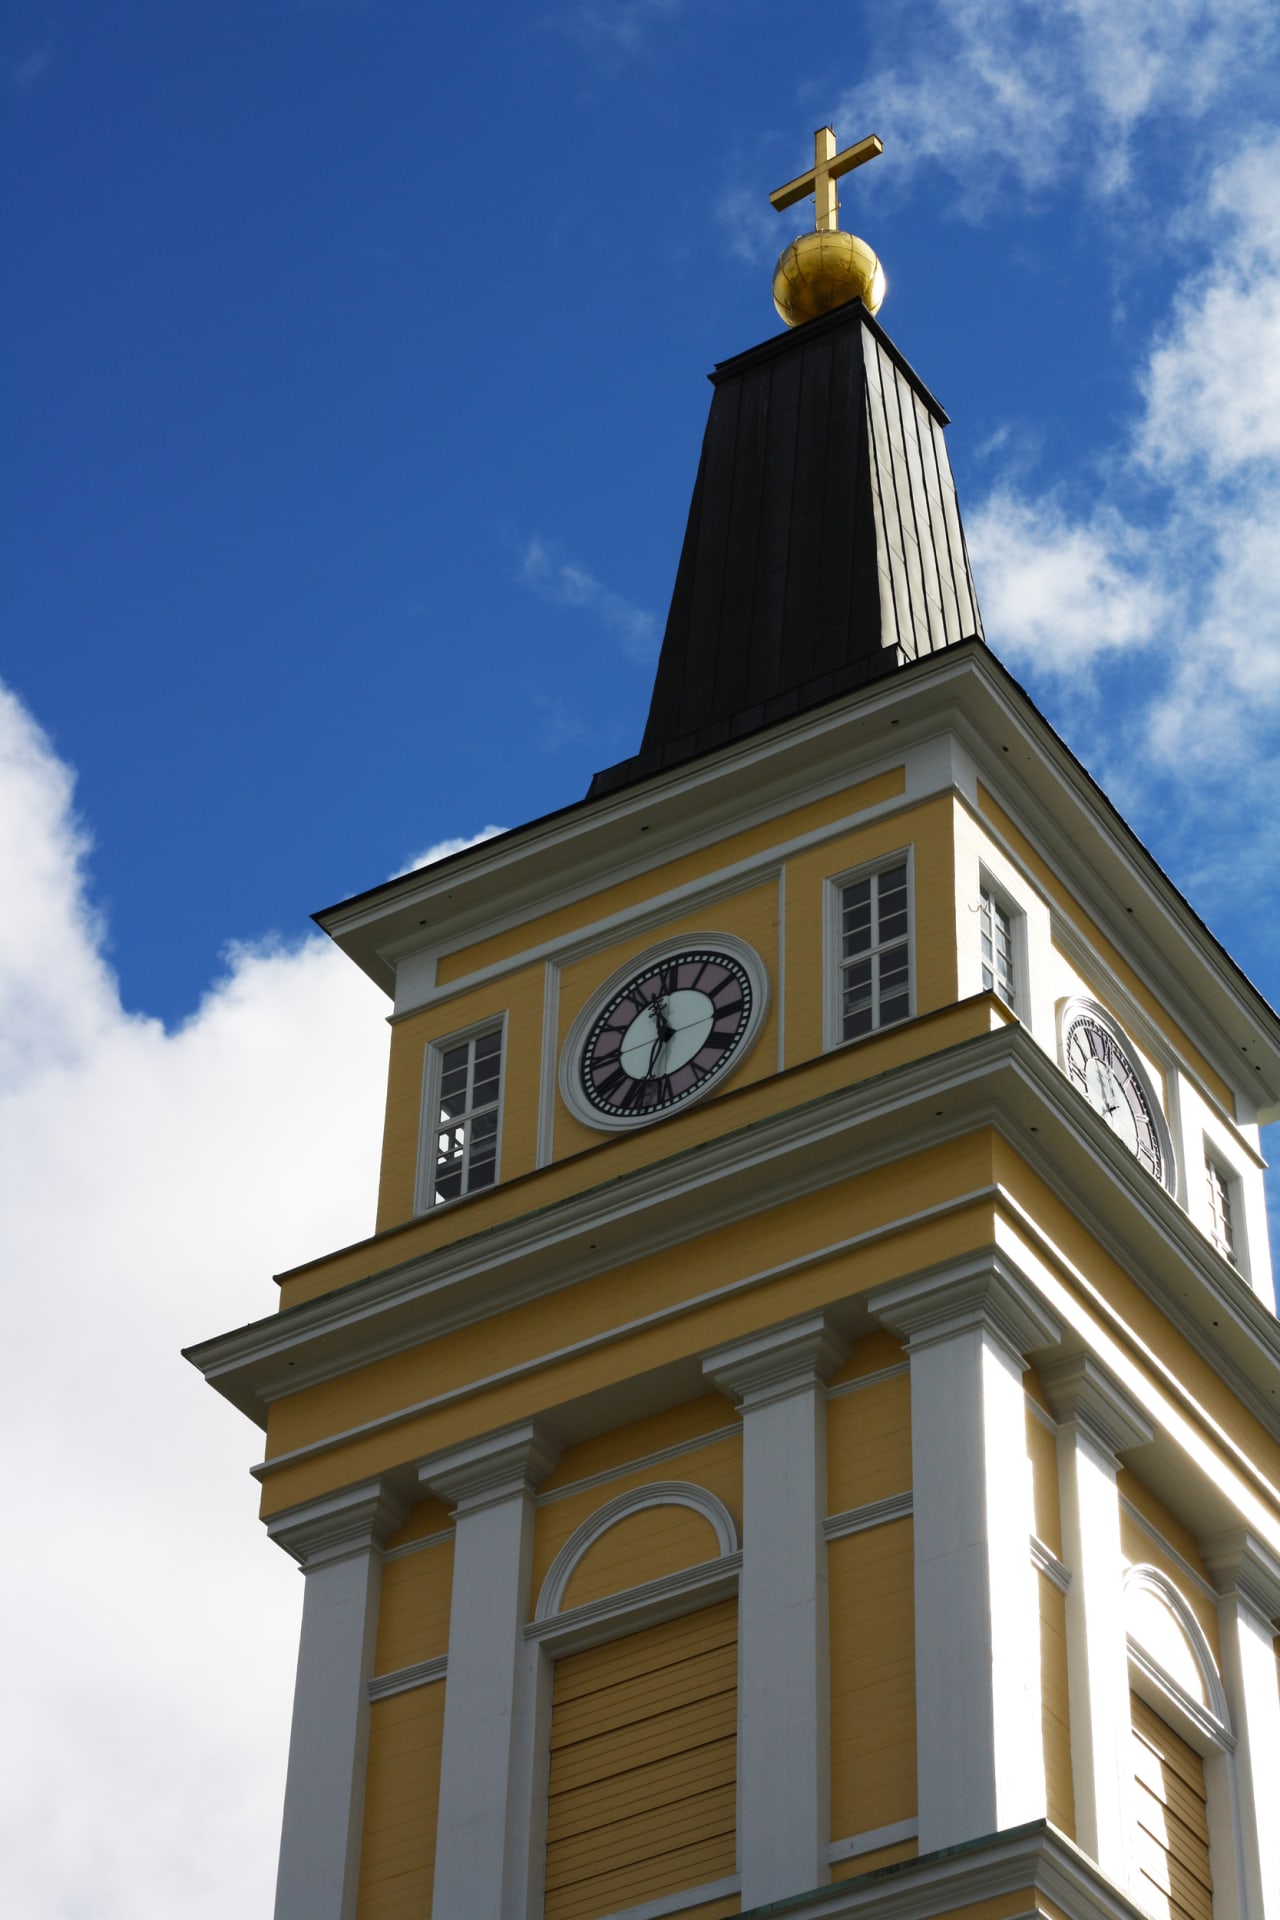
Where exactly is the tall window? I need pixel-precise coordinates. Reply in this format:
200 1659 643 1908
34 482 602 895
425 1026 503 1206
1204 1155 1236 1265
979 884 1016 1008
838 862 911 1041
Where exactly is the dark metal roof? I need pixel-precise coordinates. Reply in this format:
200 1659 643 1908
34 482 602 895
589 297 984 798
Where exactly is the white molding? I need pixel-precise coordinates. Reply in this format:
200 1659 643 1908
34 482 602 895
189 1027 1280 1459
267 1478 409 1569
1031 1535 1071 1594
701 1309 850 1410
556 929 771 1133
524 1551 742 1655
426 1421 556 1920
873 1257 1052 1853
534 1480 739 1621
824 1491 914 1541
703 1312 845 1906
535 1421 741 1509
417 1419 560 1516
828 1818 919 1864
1040 1354 1154 1465
776 862 787 1071
367 1653 446 1701
536 958 560 1168
1204 1531 1280 1916
1124 1563 1231 1732
271 1477 406 1920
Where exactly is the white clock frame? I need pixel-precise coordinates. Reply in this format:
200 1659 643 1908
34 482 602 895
1058 995 1177 1194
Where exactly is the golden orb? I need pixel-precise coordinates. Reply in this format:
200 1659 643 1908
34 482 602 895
772 229 886 327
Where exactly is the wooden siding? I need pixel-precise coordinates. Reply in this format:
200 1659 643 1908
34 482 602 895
827 1367 911 1515
1039 1571 1074 1839
1131 1693 1213 1920
561 1503 723 1612
373 1535 454 1677
831 1838 918 1880
356 1682 446 1919
544 1603 737 1920
829 1519 916 1839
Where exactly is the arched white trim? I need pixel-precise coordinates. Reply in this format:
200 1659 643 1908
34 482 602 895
534 1480 739 1622
1124 1563 1231 1736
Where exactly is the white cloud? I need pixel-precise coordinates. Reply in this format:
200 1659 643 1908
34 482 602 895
834 0 1275 207
401 825 505 874
0 684 390 1918
521 535 658 661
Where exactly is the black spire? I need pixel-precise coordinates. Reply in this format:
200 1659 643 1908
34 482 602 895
589 297 983 798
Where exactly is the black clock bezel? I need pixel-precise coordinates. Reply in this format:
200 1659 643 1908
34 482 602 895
559 933 770 1132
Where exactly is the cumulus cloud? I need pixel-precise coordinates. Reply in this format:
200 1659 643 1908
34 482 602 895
401 825 505 874
834 0 1275 207
521 535 658 662
0 684 392 1918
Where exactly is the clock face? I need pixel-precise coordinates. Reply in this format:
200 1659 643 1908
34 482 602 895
1061 1003 1173 1190
564 940 767 1130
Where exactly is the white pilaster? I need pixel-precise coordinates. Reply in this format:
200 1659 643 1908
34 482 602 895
419 1421 559 1920
1041 1355 1152 1884
268 1478 409 1920
702 1312 849 1908
870 1260 1059 1854
1204 1529 1280 1918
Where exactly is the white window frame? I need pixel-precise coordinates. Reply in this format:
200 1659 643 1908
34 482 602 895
1203 1145 1245 1274
976 869 1026 1015
414 1013 507 1213
824 849 915 1052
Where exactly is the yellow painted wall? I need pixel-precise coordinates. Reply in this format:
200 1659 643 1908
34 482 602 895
1025 1394 1062 1560
784 795 959 1064
975 783 1234 1116
827 1368 912 1516
356 1681 445 1920
1039 1573 1074 1839
436 768 906 986
374 1536 454 1678
261 1135 1000 1515
533 1430 742 1608
1118 1477 1222 1666
829 1519 916 1840
540 1395 735 1498
560 1504 723 1613
277 994 1007 1311
544 1602 737 1920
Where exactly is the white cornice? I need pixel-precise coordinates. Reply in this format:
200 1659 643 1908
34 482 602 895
314 645 1280 1104
1040 1354 1155 1462
185 1027 1280 1477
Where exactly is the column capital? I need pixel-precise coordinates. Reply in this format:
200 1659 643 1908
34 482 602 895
701 1311 849 1411
1203 1529 1280 1624
868 1256 1060 1366
266 1477 409 1569
418 1419 559 1516
1040 1355 1154 1462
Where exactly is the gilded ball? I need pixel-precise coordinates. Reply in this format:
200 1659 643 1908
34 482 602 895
772 230 886 328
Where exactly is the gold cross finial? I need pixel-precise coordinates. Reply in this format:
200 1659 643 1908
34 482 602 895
770 126 883 233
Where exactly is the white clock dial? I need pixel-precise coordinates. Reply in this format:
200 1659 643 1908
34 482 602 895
560 935 770 1132
1061 1000 1175 1192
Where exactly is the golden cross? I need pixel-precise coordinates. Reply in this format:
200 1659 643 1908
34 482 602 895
769 126 883 233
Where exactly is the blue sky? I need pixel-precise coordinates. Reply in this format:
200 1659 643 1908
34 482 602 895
2 3 1279 1914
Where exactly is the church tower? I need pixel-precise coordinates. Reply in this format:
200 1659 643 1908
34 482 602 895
187 128 1280 1920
